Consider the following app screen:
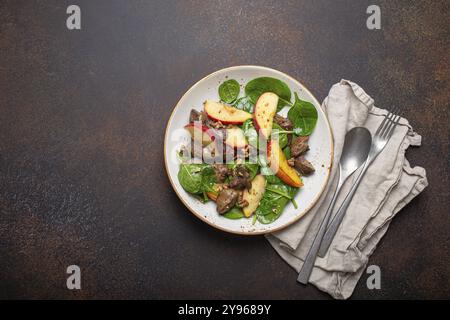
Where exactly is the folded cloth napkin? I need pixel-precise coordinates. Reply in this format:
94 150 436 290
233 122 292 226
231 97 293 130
266 80 428 299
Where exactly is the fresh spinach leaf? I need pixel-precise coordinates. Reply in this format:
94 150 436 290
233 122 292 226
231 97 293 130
200 165 218 193
266 183 299 209
178 164 218 195
178 164 206 194
255 185 298 224
287 92 318 136
223 207 245 220
272 123 288 149
255 190 287 223
245 163 259 180
265 184 294 199
245 77 292 110
193 193 209 203
261 167 283 184
219 79 240 103
233 96 254 113
255 172 299 224
283 146 292 159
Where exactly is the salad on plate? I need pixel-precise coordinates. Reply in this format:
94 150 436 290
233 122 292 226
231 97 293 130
177 77 318 224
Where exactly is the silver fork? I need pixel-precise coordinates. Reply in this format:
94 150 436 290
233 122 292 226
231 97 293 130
317 107 402 257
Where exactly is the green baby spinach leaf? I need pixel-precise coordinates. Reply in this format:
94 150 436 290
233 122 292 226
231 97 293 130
192 193 208 203
265 184 294 200
200 165 218 193
262 170 281 185
266 183 298 209
233 96 254 113
245 77 292 110
272 123 288 149
178 164 218 195
287 92 318 136
255 191 287 224
283 146 292 159
178 164 205 194
223 207 245 220
245 163 259 180
219 79 240 103
255 172 299 224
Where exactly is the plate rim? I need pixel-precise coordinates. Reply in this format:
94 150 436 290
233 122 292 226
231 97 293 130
164 65 334 235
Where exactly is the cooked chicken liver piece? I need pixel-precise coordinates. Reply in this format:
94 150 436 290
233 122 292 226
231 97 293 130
216 188 239 214
229 165 252 190
291 136 310 157
213 164 229 183
294 156 315 175
274 114 293 130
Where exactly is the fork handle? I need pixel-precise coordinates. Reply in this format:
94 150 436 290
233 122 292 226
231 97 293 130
317 156 372 257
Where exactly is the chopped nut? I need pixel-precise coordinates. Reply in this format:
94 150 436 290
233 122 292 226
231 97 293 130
287 158 295 167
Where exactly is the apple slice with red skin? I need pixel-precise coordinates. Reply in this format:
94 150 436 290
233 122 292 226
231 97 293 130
204 100 252 124
267 140 303 188
225 126 247 149
254 92 278 139
184 123 216 147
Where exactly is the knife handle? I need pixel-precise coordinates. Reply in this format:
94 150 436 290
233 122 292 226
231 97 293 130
297 171 342 284
317 159 370 257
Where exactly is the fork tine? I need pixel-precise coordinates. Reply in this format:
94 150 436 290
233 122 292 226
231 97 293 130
392 106 400 114
382 106 401 138
375 106 401 137
378 109 396 138
389 106 400 119
380 117 394 139
381 112 401 139
375 110 392 135
384 114 401 140
391 105 400 117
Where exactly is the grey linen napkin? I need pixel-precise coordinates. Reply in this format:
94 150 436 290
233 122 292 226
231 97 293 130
266 80 428 299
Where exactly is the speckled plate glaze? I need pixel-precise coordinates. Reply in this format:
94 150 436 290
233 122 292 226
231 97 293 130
164 66 333 235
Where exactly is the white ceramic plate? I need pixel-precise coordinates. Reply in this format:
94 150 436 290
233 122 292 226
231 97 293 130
164 66 333 235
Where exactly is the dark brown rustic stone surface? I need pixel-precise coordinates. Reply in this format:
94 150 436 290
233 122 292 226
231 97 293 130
0 0 448 299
